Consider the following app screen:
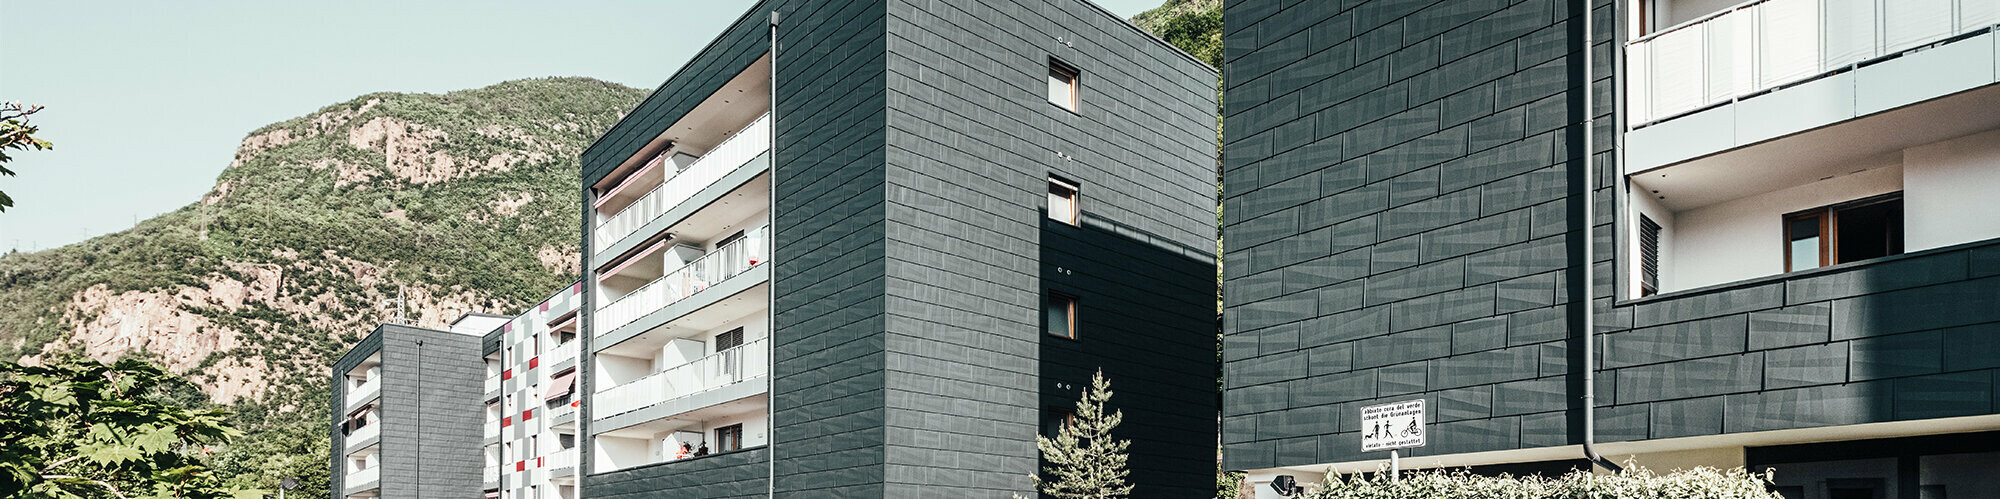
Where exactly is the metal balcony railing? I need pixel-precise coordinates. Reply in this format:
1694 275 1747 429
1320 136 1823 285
344 422 378 450
594 113 771 250
546 340 579 363
345 378 380 409
594 225 768 336
545 449 577 470
1628 0 1998 126
344 466 379 492
592 338 769 420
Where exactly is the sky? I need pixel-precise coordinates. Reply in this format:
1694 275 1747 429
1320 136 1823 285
0 0 1162 253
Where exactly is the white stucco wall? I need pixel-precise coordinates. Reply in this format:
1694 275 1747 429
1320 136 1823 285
1903 128 2000 251
1667 164 1902 291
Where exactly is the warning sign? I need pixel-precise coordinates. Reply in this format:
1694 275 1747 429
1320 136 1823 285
1360 399 1426 452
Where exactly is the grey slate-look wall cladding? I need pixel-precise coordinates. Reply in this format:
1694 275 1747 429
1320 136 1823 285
1221 0 1602 468
884 0 1216 495
329 325 484 499
1221 0 2000 472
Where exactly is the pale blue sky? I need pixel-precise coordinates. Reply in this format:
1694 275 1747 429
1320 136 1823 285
0 0 1160 253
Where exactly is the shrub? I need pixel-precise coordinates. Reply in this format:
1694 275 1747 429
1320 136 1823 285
1306 465 1783 499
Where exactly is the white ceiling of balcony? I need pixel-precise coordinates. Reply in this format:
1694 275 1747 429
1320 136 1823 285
1632 81 2000 212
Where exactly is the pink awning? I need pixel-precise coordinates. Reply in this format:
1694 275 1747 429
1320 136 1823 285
543 371 576 402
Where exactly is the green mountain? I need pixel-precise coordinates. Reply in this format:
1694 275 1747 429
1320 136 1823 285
1132 0 1222 69
0 77 645 495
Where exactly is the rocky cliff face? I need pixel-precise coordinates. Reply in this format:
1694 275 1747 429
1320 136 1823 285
0 76 643 423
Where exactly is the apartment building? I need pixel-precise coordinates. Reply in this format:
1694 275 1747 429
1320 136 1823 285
574 0 1219 497
332 314 508 499
481 283 586 499
1220 0 2000 497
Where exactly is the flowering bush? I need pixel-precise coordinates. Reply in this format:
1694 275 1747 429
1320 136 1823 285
1307 465 1783 499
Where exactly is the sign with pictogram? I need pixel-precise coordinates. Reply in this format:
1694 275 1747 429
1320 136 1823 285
1359 399 1426 452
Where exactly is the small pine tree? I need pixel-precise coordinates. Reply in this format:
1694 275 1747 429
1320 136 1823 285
1029 370 1134 499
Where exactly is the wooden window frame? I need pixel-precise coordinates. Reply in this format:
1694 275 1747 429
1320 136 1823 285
714 424 744 452
1048 58 1081 112
1048 176 1080 226
1046 292 1077 340
1783 192 1902 272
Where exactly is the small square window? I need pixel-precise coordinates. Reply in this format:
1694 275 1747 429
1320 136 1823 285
1046 293 1076 339
1048 59 1080 111
1048 177 1079 225
1043 407 1076 437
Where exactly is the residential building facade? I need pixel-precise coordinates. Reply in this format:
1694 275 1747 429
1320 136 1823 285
1221 0 2000 497
332 315 508 499
482 283 586 499
573 0 1220 498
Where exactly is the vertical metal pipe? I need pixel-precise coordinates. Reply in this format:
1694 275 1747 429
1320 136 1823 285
766 11 780 498
1580 0 1626 475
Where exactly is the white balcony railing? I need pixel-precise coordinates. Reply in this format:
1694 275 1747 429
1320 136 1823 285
593 338 769 420
344 422 379 449
485 374 501 394
1628 0 1998 126
484 465 499 486
344 466 379 492
345 378 380 408
485 418 500 438
594 113 772 250
546 449 578 470
546 340 579 364
546 399 578 421
595 225 769 336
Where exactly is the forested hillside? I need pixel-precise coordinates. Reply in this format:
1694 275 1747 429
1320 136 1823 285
0 77 645 494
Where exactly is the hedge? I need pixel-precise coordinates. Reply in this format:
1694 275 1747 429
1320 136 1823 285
1305 465 1783 499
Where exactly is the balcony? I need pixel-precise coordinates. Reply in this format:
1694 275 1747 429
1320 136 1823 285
595 226 768 336
485 373 500 398
593 338 768 421
546 448 578 472
343 466 379 495
344 423 379 451
547 340 579 364
483 465 499 491
1628 0 1997 127
345 378 380 410
594 113 771 250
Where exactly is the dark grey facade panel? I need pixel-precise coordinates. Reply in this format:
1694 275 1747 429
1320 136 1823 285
880 0 1216 496
590 448 771 499
1223 0 2000 472
377 325 485 499
769 0 891 496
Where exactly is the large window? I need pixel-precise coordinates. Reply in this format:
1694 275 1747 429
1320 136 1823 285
1046 292 1076 339
715 424 743 452
1784 194 1904 272
1048 58 1080 112
1048 177 1080 225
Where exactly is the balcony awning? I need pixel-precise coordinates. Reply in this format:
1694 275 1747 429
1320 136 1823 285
543 371 576 402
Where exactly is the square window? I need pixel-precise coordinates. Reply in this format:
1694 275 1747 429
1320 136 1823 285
1048 59 1080 111
1043 407 1076 437
1048 177 1079 225
1046 293 1076 339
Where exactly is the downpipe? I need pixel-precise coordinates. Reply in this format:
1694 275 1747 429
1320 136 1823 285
1579 0 1625 475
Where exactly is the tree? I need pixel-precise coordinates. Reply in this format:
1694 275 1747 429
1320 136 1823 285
1 102 55 212
1029 370 1134 499
0 356 260 499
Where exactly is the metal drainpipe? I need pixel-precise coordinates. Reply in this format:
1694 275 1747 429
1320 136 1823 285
766 10 780 499
1579 0 1624 474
